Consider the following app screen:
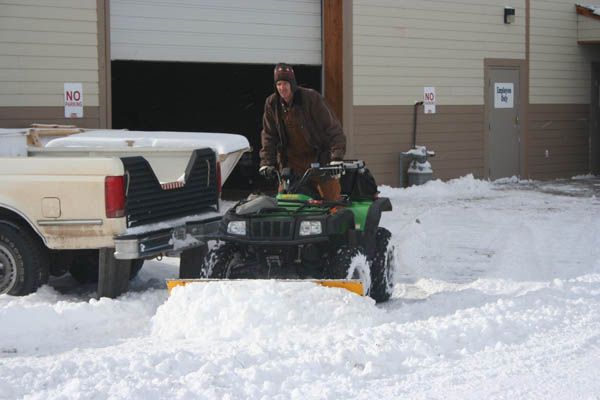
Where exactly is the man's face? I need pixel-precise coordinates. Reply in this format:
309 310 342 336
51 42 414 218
276 81 293 103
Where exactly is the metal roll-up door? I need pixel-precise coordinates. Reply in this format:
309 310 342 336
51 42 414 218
110 0 322 65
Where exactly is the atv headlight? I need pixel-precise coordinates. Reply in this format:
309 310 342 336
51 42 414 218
227 221 247 235
299 220 322 236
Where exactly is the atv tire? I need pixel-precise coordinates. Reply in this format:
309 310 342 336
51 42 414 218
200 242 245 278
0 222 49 296
368 227 394 302
329 245 362 279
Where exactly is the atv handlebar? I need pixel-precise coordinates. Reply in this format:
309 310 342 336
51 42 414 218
278 161 363 194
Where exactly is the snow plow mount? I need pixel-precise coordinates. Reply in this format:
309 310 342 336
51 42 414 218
166 278 365 297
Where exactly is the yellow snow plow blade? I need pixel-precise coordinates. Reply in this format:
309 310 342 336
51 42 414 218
166 279 364 296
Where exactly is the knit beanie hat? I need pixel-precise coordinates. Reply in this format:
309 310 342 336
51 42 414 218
274 63 297 92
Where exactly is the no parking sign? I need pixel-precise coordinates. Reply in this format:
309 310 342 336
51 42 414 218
64 83 83 118
424 87 436 113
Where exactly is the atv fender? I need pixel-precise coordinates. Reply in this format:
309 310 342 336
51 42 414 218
363 197 392 257
326 208 355 235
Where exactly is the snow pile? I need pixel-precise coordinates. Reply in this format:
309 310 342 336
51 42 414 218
152 281 379 341
0 287 165 356
45 130 250 154
379 174 495 202
1 175 600 399
346 252 371 292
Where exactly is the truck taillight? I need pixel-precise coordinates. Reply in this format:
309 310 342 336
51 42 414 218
105 176 125 218
216 161 222 196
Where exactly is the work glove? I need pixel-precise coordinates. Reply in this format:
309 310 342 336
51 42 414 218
327 160 344 177
259 165 276 178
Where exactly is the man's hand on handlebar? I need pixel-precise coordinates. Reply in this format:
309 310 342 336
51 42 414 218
259 165 277 179
325 160 344 178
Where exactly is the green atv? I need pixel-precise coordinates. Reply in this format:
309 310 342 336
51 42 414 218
199 161 395 302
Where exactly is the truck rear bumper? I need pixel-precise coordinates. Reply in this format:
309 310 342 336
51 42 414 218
113 216 222 259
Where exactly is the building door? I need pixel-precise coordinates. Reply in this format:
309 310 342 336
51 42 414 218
486 67 521 179
110 0 322 65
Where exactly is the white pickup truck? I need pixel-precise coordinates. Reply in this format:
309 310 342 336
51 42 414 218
0 127 249 298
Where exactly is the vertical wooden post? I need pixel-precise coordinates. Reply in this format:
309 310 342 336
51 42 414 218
323 0 344 123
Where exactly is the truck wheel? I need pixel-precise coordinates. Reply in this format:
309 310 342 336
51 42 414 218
0 222 49 296
200 242 244 278
69 250 143 283
368 227 394 303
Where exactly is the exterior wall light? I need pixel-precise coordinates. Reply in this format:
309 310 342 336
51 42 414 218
504 7 515 24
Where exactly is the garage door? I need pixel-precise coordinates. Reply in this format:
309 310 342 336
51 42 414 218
110 0 322 65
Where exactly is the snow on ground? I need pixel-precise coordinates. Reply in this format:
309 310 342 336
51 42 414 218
1 176 600 399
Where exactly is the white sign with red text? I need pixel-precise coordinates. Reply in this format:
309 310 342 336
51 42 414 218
424 87 436 114
64 83 83 118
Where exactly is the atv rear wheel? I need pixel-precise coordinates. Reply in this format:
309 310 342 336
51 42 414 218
200 242 246 278
368 227 394 302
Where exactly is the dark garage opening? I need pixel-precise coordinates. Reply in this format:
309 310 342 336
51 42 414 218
111 61 322 198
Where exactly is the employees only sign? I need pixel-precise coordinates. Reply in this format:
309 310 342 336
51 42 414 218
64 83 83 118
494 83 514 109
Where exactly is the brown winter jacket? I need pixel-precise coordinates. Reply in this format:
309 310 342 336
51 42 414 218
259 87 346 169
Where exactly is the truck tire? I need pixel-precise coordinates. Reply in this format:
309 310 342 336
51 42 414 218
69 250 143 283
368 227 394 303
200 242 245 278
0 222 49 296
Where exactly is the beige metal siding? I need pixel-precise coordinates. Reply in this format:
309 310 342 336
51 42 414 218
353 0 526 106
530 0 600 104
0 0 99 108
110 0 322 65
578 13 600 42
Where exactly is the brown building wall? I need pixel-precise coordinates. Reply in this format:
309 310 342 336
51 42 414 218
0 107 102 129
352 105 485 186
353 103 591 186
527 104 589 179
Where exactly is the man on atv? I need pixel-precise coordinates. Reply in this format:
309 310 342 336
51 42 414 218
259 63 347 201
